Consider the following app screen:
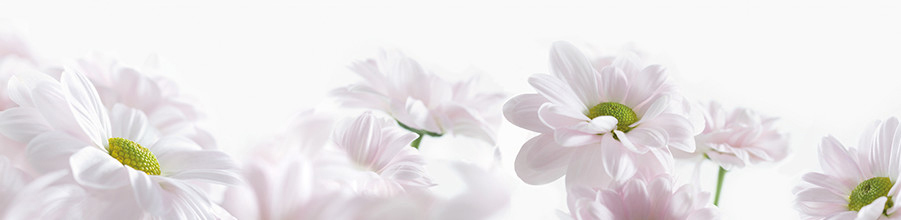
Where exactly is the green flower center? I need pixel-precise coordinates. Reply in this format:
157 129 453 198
849 177 894 215
587 102 638 133
107 137 161 175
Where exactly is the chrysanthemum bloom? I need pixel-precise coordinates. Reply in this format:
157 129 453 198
331 111 433 196
222 110 363 220
0 69 240 219
331 51 505 147
505 41 696 186
794 118 901 219
72 55 217 149
567 174 720 220
678 101 789 170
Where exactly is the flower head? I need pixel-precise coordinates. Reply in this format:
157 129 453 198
0 67 239 219
568 174 720 220
331 51 504 145
679 101 789 170
506 41 695 187
794 117 901 219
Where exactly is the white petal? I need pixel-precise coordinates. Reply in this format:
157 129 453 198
442 103 497 145
60 69 111 148
549 41 600 106
613 130 644 153
503 94 551 133
598 65 629 103
802 172 854 196
108 104 151 145
0 107 51 143
514 134 576 185
157 150 240 185
26 131 91 172
69 147 129 189
555 128 603 147
128 169 167 215
855 197 887 220
538 103 589 130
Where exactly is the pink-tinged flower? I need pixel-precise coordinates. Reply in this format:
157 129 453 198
1 156 87 219
72 54 217 149
677 101 789 170
222 110 363 220
794 118 901 219
331 111 433 196
331 51 505 145
567 174 720 220
354 162 511 220
0 69 240 219
506 41 695 186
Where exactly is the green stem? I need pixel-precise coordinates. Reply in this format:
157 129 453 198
411 134 424 149
714 166 727 206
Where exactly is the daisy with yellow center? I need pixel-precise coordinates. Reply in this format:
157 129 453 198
795 118 901 219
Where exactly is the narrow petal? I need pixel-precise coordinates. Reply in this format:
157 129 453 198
0 107 51 143
26 131 91 172
61 69 111 147
529 74 587 113
598 66 629 103
157 150 240 185
855 197 887 220
538 103 589 130
819 136 864 181
555 128 603 147
549 41 600 106
128 168 167 215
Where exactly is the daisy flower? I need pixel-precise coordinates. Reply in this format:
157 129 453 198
505 41 696 186
794 117 901 219
331 51 505 147
0 69 240 219
567 173 720 220
331 111 433 196
678 101 789 170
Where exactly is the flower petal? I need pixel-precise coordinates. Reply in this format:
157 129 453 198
0 107 51 143
128 169 167 215
598 65 629 104
514 134 576 185
70 147 129 189
819 136 864 182
855 196 887 220
157 150 240 185
60 69 111 148
549 41 600 106
503 94 551 133
555 127 603 148
26 131 91 172
529 74 587 113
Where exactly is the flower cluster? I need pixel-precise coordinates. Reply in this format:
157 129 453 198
0 23 826 220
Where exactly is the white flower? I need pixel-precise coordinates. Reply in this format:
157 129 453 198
331 51 505 145
331 111 433 196
794 117 901 219
567 174 720 220
0 69 239 219
505 41 695 187
679 101 789 170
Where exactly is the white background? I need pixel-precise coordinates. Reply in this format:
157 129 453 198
3 1 901 219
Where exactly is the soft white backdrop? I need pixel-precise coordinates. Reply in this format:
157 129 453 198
3 1 901 219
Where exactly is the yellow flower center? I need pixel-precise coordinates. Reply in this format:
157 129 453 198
107 137 161 175
849 177 894 215
587 102 638 133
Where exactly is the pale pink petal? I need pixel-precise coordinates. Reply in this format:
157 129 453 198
613 130 644 153
108 104 152 145
537 103 589 130
802 172 854 196
554 128 602 147
598 65 629 104
626 127 668 149
686 208 720 220
549 41 600 106
69 147 128 190
819 136 864 182
503 94 551 133
514 134 576 185
529 74 587 112
442 103 496 145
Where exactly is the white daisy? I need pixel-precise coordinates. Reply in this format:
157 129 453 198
331 51 505 146
0 69 240 219
794 117 901 219
505 41 695 187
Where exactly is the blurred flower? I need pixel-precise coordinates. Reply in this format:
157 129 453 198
356 162 511 220
794 118 901 219
505 41 696 187
0 69 239 219
678 101 789 170
331 51 504 146
567 174 719 220
332 111 433 195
